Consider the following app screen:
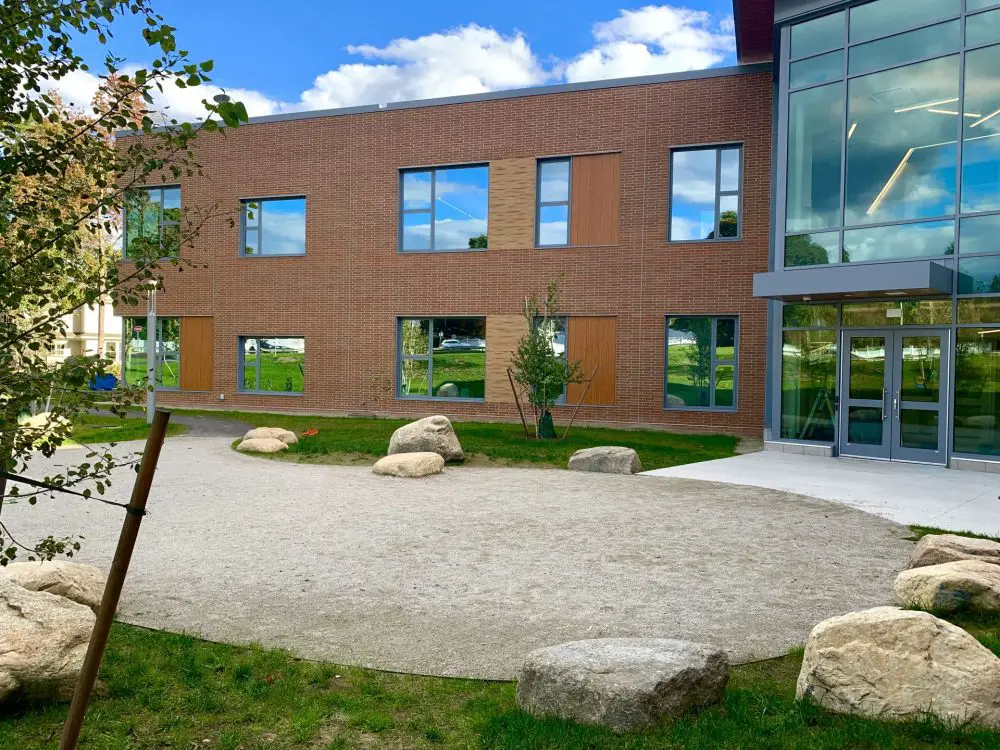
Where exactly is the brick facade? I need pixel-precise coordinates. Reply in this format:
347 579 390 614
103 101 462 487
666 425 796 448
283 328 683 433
116 69 773 437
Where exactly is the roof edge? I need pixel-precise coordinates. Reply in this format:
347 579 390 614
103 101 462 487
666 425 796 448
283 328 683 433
116 62 772 136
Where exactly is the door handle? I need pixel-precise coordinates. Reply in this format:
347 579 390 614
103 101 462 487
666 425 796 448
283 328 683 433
893 391 900 421
882 388 889 420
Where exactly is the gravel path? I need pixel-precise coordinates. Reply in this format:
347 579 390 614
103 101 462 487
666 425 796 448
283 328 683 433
9 429 913 679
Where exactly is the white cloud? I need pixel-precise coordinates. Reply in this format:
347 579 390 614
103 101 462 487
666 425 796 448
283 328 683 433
564 6 735 83
43 5 736 121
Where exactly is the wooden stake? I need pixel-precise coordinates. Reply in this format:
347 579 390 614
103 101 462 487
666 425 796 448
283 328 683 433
59 409 171 750
562 366 599 440
508 368 531 438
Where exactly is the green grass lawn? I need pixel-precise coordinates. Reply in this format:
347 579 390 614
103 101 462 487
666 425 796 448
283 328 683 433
2 615 998 750
71 414 188 445
180 409 739 470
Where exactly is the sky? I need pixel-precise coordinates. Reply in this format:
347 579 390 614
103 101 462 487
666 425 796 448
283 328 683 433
54 2 739 121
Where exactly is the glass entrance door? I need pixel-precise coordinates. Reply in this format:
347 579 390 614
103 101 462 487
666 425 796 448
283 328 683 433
839 330 949 464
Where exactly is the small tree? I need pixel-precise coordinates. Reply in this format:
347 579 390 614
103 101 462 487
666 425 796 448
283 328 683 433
510 279 583 438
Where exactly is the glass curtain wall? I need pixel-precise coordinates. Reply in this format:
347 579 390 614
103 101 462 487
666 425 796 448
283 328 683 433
778 0 1000 459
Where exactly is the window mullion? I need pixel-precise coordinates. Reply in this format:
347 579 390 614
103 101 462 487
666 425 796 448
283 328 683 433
710 318 718 409
430 171 437 251
427 319 434 395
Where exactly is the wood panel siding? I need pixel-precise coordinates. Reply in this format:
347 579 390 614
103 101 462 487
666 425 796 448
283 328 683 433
179 316 213 391
566 316 616 405
487 158 536 250
569 153 621 246
485 314 528 402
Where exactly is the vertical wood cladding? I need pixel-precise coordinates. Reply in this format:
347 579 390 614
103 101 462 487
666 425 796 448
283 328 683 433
567 316 617 406
179 316 213 391
570 153 621 247
115 70 773 437
488 158 536 250
485 314 528 403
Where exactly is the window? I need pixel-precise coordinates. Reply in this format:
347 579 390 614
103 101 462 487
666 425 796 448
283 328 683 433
241 197 306 256
239 337 305 394
125 186 180 259
535 153 621 248
398 318 486 399
955 327 1000 456
534 315 569 402
537 159 570 246
781 304 838 442
122 317 180 389
665 316 737 410
399 165 488 251
669 147 742 241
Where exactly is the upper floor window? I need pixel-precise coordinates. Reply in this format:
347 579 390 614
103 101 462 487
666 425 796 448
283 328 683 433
124 186 180 259
241 197 306 256
669 146 742 242
399 165 488 251
665 316 738 411
536 153 621 248
537 159 570 246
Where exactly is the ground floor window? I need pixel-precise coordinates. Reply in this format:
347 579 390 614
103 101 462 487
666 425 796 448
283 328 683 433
239 337 305 394
123 317 179 389
664 316 738 410
955 328 1000 456
398 318 486 399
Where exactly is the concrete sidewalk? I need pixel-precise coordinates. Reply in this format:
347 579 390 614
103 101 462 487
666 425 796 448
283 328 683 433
644 452 1000 537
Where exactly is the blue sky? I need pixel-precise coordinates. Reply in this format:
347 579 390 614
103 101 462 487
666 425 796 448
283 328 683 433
60 2 738 118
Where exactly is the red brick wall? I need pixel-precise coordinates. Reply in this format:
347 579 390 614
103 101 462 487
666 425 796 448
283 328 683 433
116 71 773 437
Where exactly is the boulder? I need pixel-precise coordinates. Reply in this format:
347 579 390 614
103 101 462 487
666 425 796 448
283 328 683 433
909 534 1000 569
0 580 95 704
516 638 729 732
796 606 1000 728
567 446 642 475
894 560 1000 613
243 426 298 445
1 561 106 613
373 452 445 478
387 415 464 462
236 437 288 454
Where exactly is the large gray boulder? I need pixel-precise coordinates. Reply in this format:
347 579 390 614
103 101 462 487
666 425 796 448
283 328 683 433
796 607 1000 728
909 534 1000 569
387 415 464 462
567 446 642 475
0 580 94 704
1 561 106 613
373 452 445 478
894 560 1000 613
516 638 729 732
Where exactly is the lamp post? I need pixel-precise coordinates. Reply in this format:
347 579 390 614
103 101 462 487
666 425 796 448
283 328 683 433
145 282 157 424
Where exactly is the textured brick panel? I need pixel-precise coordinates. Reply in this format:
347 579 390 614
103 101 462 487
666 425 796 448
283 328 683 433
570 153 621 246
486 315 528 403
488 158 536 250
567 316 617 405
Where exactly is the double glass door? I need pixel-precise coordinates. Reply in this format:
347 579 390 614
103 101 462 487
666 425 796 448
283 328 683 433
839 329 949 464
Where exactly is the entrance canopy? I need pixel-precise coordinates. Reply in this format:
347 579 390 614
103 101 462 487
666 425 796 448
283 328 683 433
753 260 953 302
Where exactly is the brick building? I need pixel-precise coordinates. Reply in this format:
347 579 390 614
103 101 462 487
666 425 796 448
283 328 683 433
119 0 1000 469
116 65 774 437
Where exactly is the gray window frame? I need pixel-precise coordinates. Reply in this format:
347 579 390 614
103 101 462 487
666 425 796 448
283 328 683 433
239 196 307 257
535 157 572 248
398 164 489 253
121 316 180 391
667 146 744 243
237 335 306 396
396 317 486 401
663 315 740 412
123 185 180 260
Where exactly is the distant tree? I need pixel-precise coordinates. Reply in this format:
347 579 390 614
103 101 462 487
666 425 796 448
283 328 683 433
0 1 249 564
784 234 834 266
468 233 487 249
